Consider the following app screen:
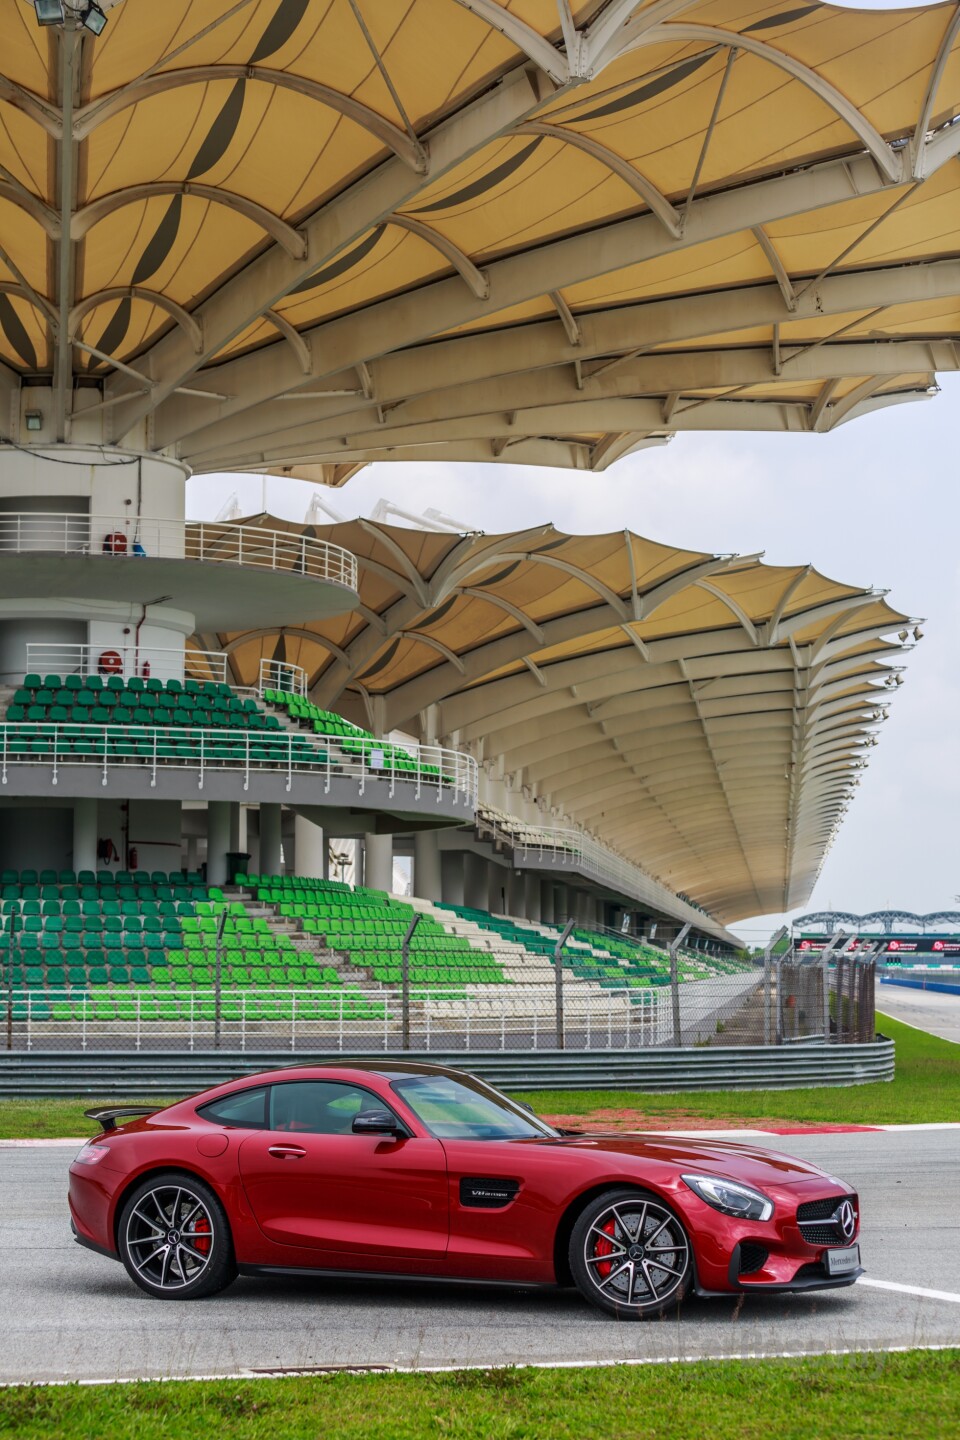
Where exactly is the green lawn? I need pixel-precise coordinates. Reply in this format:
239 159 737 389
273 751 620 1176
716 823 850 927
1 1351 957 1440
0 1014 955 1141
523 1015 960 1128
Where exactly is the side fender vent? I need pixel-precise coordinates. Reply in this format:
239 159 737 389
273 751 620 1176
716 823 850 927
459 1177 520 1209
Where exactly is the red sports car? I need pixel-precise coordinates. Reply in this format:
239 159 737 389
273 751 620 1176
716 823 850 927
68 1060 862 1318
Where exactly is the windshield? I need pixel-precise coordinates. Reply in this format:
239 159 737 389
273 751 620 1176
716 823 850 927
392 1074 558 1140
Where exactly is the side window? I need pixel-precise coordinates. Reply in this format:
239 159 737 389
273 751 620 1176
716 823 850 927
269 1081 393 1135
197 1086 269 1129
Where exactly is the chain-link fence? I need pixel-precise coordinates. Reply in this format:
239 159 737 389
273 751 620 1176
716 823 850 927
0 954 878 1054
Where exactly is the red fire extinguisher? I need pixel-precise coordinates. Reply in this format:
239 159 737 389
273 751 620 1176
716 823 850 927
127 846 138 870
142 660 151 679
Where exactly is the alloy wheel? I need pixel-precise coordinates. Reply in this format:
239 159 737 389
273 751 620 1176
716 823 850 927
123 1184 216 1292
582 1197 689 1310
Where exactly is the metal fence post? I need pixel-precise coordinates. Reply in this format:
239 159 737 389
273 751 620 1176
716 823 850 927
554 918 575 1050
401 912 421 1050
214 910 227 1049
762 926 787 1047
668 923 691 1046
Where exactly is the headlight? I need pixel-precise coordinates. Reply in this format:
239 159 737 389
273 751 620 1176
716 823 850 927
682 1173 773 1221
73 1142 109 1167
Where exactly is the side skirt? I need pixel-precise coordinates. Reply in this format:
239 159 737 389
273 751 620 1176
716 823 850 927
238 1264 554 1291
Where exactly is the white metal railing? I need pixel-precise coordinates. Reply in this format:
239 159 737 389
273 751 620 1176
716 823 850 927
478 806 728 941
0 513 358 590
21 643 232 687
257 658 308 697
0 974 761 1052
0 723 478 805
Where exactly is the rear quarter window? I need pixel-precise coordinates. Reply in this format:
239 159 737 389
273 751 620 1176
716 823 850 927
196 1086 269 1129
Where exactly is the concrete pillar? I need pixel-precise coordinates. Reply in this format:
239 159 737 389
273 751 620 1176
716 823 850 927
186 833 198 872
463 852 488 910
506 867 525 918
540 879 555 925
205 802 231 887
413 830 442 903
259 804 282 877
365 833 393 893
441 851 465 906
294 813 325 879
229 803 241 853
73 798 97 875
524 871 541 922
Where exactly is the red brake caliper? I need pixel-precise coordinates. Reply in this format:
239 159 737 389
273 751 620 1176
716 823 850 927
192 1214 211 1255
594 1218 618 1278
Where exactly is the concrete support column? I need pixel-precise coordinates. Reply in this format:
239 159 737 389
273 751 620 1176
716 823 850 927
205 802 231 887
524 871 541 923
540 879 555 925
506 867 525 918
413 830 442 903
73 798 97 875
440 851 465 906
365 833 393 893
463 852 488 910
294 813 325 879
259 804 282 877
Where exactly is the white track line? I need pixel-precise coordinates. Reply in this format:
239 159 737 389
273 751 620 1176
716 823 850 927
857 1278 960 1304
2 1343 959 1390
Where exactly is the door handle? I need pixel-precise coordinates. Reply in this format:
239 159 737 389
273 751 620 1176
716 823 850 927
268 1144 307 1160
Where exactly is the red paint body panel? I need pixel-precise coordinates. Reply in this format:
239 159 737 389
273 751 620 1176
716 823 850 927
67 1063 861 1298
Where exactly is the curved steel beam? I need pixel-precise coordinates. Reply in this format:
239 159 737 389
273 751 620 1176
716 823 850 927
72 184 307 259
0 182 59 237
517 122 682 237
0 281 57 328
912 3 960 176
449 0 570 82
0 76 62 134
627 23 902 183
395 631 467 675
71 65 428 172
69 287 203 353
265 310 312 374
388 214 489 299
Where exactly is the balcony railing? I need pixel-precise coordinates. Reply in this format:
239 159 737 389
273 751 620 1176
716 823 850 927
0 724 478 806
19 645 310 698
0 513 357 590
477 806 728 940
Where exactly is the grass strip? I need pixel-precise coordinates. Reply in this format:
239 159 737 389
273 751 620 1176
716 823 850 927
1 1350 958 1440
0 1013 955 1140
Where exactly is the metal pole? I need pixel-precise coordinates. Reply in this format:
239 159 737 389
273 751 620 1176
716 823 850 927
5 922 13 1052
401 912 421 1050
214 909 228 1049
762 926 787 1047
668 923 691 1046
554 918 575 1050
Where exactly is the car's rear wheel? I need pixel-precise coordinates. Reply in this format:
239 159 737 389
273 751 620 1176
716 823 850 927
569 1187 691 1319
117 1172 237 1300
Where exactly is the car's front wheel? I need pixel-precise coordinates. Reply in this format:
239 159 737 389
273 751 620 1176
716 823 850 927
117 1171 237 1300
569 1187 692 1319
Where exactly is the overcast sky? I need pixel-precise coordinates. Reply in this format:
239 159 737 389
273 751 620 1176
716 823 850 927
189 369 959 944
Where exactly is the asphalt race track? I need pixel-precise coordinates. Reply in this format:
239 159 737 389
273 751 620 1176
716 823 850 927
2 1128 959 1385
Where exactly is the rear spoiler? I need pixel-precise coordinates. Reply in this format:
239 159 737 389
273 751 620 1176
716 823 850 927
84 1106 158 1134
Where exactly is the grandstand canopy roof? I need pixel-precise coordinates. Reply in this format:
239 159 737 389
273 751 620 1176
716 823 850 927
2 0 960 470
208 517 916 923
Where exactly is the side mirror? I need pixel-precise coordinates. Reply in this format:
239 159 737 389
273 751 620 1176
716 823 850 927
352 1108 402 1136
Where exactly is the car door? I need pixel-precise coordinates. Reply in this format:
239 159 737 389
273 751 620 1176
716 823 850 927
237 1079 449 1259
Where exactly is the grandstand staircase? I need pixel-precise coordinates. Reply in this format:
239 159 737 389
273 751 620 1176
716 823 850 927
408 896 586 987
227 885 375 986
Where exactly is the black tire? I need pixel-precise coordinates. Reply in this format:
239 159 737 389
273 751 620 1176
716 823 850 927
117 1170 237 1300
569 1187 692 1320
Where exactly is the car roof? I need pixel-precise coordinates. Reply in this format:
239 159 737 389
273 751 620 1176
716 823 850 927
275 1059 466 1081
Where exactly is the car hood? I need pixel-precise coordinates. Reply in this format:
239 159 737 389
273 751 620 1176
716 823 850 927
545 1132 836 1187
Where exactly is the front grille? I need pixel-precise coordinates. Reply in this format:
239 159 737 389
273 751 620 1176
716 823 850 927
738 1243 768 1275
796 1193 856 1247
796 1194 854 1222
800 1223 842 1245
